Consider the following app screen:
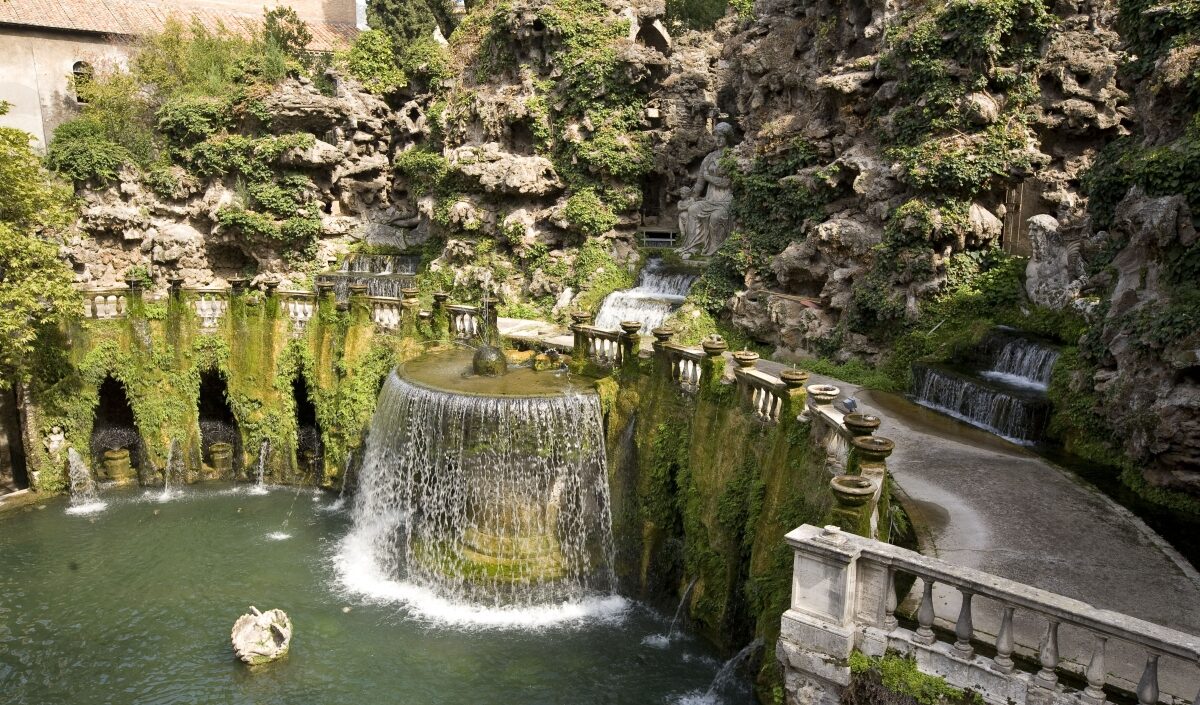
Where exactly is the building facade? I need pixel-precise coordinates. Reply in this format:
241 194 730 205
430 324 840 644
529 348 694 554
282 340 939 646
0 0 361 148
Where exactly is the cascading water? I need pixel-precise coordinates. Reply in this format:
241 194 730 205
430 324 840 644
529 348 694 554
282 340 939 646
594 259 697 333
338 351 621 624
250 440 270 495
66 448 105 514
678 639 762 705
644 575 699 648
911 330 1059 444
978 331 1060 391
316 253 420 300
157 439 181 501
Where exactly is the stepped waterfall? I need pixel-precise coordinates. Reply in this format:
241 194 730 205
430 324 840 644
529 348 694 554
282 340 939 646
340 365 617 619
594 259 697 333
911 331 1060 444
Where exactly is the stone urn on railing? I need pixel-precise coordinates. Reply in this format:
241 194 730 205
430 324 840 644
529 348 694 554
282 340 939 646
732 350 759 369
701 335 728 357
807 384 840 405
851 435 895 465
651 326 675 344
570 311 592 327
843 413 881 437
780 368 809 389
831 474 876 508
620 320 643 336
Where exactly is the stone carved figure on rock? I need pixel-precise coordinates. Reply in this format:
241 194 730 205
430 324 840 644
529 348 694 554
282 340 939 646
678 123 736 257
231 606 292 666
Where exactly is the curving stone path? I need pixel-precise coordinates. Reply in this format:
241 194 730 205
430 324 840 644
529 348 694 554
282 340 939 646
498 319 1200 698
758 360 1200 699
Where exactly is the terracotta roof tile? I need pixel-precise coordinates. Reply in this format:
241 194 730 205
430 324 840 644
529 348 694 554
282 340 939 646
0 0 357 51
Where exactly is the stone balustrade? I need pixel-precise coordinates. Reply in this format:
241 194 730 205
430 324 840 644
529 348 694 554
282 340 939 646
733 367 788 423
574 325 625 367
448 304 482 338
661 343 704 391
82 287 131 319
370 296 403 330
806 386 853 476
779 524 1200 705
184 287 229 330
279 291 316 331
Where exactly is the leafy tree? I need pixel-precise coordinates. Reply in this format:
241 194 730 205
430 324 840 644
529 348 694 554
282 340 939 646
0 103 79 388
368 0 458 56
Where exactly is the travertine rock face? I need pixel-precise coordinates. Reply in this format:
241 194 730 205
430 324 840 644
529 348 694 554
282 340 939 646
231 607 292 666
1094 190 1200 492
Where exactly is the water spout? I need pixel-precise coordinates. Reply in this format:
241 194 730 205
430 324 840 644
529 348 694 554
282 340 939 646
667 576 700 641
250 440 270 495
66 448 105 514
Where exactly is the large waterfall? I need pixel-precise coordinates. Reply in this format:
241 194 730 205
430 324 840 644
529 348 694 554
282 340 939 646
338 364 621 625
594 259 697 333
911 331 1059 444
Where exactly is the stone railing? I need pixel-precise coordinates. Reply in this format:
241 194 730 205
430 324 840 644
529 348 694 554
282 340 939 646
732 365 789 423
369 296 404 330
279 290 316 331
448 302 497 340
661 343 704 391
779 524 1200 705
184 287 230 330
81 286 131 319
574 325 626 367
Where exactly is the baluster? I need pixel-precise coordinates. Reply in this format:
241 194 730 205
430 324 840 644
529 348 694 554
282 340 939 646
915 578 935 645
994 605 1015 673
117 295 126 315
1083 634 1107 705
953 589 974 659
883 566 898 631
1036 619 1060 687
1136 653 1159 705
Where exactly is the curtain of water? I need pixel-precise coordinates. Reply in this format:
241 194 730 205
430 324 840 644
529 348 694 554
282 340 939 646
347 373 616 607
911 365 1050 443
594 261 697 333
979 335 1060 390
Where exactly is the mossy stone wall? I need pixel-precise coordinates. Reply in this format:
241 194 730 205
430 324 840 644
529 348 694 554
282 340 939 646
24 291 422 491
600 356 834 695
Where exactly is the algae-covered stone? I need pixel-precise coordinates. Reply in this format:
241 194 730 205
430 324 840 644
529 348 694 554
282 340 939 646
231 606 292 666
472 345 507 377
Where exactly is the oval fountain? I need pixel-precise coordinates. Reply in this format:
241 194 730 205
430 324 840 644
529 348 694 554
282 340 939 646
337 347 623 625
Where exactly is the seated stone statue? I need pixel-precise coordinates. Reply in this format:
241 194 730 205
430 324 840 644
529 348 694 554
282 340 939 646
678 122 736 257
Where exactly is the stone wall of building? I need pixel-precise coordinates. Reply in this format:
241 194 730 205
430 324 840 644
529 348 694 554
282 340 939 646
0 27 131 148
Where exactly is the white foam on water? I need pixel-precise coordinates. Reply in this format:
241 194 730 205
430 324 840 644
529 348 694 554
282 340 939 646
333 530 629 630
267 532 292 541
674 690 718 705
978 370 1050 392
65 501 108 516
642 633 670 649
318 497 347 513
246 485 270 496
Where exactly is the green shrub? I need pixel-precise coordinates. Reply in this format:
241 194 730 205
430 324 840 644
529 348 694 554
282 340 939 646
216 206 280 240
340 29 407 94
155 95 229 144
45 120 135 184
563 189 618 237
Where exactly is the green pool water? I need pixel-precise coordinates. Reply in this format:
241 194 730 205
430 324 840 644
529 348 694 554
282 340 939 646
0 486 747 704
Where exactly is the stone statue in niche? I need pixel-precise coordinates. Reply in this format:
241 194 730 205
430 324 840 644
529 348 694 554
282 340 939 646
678 122 736 257
44 426 66 460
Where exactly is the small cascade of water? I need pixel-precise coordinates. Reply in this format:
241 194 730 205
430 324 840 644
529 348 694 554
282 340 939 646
340 371 617 618
157 439 182 502
911 330 1061 443
594 259 697 333
318 253 421 300
250 440 270 495
66 448 105 514
678 639 761 704
667 576 700 641
978 332 1060 391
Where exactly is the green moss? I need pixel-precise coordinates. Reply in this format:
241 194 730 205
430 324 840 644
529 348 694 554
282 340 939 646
563 189 618 237
849 651 985 705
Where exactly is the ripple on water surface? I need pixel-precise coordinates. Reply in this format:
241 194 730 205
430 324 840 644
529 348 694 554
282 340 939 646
0 485 750 705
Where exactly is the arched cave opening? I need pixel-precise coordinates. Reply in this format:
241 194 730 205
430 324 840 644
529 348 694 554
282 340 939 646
293 374 322 480
508 120 535 154
0 387 29 491
204 243 258 281
198 370 242 477
635 20 670 55
90 376 142 483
